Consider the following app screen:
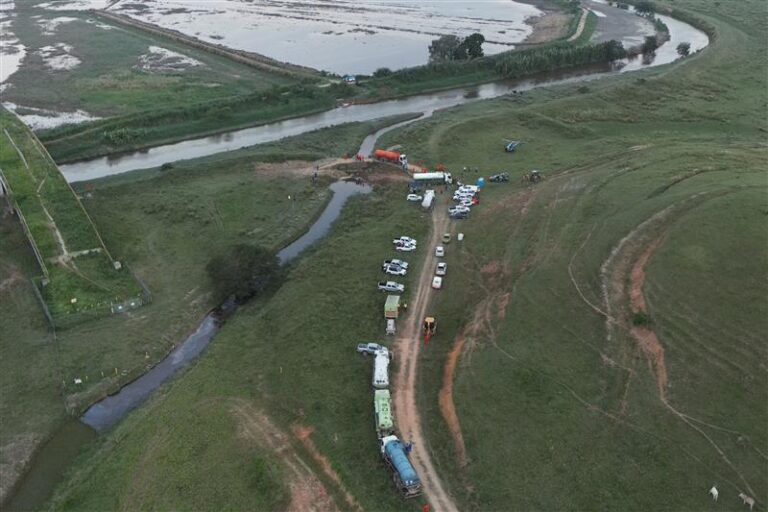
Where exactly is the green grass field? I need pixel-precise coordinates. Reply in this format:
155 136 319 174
38 0 768 509
376 0 768 508
0 117 422 506
0 108 142 320
4 6 292 118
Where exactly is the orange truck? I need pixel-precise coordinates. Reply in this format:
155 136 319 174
374 149 407 165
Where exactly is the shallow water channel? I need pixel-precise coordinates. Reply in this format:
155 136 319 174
4 180 371 511
59 5 708 184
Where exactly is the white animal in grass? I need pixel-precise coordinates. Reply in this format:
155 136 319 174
738 493 755 511
709 485 718 501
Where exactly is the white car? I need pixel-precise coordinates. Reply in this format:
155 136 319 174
393 236 417 246
436 262 447 276
406 194 422 202
383 259 409 270
395 243 417 252
357 343 385 355
432 276 443 289
435 246 445 257
459 185 479 193
384 265 407 276
449 204 470 213
378 281 405 293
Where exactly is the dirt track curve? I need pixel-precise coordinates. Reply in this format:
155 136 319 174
392 196 458 512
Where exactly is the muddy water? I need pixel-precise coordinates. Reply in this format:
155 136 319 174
2 180 371 511
3 420 96 512
60 11 707 183
111 0 541 75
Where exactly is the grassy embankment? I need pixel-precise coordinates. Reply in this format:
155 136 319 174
377 0 767 509
3 4 340 163
41 0 767 510
0 117 405 504
10 1 604 162
0 108 142 321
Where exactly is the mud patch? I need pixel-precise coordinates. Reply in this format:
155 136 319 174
0 434 40 503
230 399 339 512
438 333 469 469
291 425 362 511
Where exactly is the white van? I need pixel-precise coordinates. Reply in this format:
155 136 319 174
386 318 396 335
372 352 390 389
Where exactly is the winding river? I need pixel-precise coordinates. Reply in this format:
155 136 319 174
59 3 708 184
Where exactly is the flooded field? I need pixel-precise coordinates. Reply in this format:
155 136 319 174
109 0 543 75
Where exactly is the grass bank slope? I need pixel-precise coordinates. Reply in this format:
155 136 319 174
376 0 767 509
0 108 142 322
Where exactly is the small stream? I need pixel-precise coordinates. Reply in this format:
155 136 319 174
3 180 371 511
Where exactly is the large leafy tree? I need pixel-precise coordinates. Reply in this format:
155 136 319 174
206 244 280 302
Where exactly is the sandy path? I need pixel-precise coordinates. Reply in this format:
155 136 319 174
392 199 458 512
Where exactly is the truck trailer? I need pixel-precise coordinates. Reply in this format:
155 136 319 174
374 389 394 436
374 150 408 166
380 435 422 498
372 351 390 389
413 172 452 186
384 295 400 319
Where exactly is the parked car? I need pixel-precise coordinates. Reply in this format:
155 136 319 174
449 205 470 214
357 343 385 355
395 243 417 252
386 318 396 335
406 194 422 202
432 276 443 289
453 192 474 201
384 264 407 276
383 259 409 270
435 246 445 257
378 281 405 293
459 185 479 193
393 236 417 246
436 262 448 276
450 211 469 219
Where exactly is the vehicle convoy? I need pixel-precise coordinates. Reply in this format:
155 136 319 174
373 350 390 388
380 435 422 498
374 389 394 436
385 295 401 319
436 262 447 276
435 246 445 257
378 281 405 293
374 149 408 165
412 171 453 186
421 189 435 211
432 276 443 289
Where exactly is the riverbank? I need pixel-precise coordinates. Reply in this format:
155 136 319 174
0 114 432 509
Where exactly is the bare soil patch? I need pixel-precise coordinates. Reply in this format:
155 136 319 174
230 399 339 512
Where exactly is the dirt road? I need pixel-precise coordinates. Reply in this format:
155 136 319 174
392 197 458 512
